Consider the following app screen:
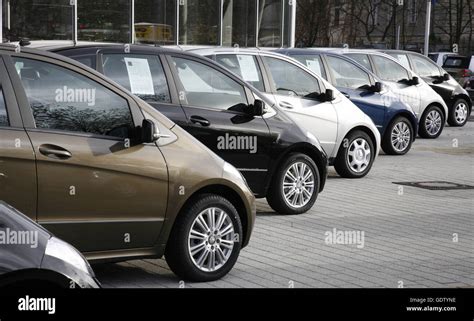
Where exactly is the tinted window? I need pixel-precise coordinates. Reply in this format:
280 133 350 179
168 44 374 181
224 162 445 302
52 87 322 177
171 57 248 111
102 54 171 104
443 57 469 69
372 55 410 82
409 54 441 77
263 57 321 97
215 54 265 91
326 56 371 89
0 90 8 127
345 54 372 72
13 57 134 138
290 54 327 80
74 56 94 69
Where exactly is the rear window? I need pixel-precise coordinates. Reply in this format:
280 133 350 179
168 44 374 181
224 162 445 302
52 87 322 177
443 57 469 69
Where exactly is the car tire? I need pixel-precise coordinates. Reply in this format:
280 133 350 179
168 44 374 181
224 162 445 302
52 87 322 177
448 99 469 127
381 116 414 155
267 153 320 215
419 105 445 138
165 194 242 282
334 130 375 178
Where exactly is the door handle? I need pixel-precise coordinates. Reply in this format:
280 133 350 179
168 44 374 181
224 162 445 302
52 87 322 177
190 116 211 127
341 92 351 99
39 144 72 160
279 101 294 109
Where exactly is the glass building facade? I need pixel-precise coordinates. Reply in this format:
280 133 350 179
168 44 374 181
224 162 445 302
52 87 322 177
1 0 295 47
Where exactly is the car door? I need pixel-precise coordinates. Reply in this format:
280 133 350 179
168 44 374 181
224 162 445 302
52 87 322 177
260 55 338 157
166 54 274 196
0 56 37 219
5 54 168 253
97 49 188 128
323 54 386 130
370 54 422 116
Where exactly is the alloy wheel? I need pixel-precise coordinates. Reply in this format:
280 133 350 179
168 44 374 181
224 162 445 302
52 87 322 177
282 162 315 209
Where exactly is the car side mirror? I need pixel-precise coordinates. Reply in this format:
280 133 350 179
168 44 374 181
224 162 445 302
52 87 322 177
141 119 159 143
324 89 335 102
411 77 420 86
443 73 450 81
252 99 266 116
372 82 383 93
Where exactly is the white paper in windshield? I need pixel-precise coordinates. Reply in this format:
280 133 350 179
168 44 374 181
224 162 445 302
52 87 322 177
124 57 155 95
237 55 260 82
306 59 322 76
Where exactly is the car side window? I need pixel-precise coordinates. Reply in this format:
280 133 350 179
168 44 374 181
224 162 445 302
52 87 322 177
409 54 442 77
345 54 372 72
290 55 327 80
13 57 134 138
0 89 8 127
170 57 248 112
325 56 371 89
102 54 171 104
372 55 410 82
215 54 265 92
387 53 411 70
263 56 321 97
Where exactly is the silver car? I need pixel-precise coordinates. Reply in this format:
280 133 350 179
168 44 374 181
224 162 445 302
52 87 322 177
191 48 381 179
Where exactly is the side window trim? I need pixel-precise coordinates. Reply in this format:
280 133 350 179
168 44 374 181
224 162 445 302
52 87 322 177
0 55 23 128
5 53 144 136
166 54 250 114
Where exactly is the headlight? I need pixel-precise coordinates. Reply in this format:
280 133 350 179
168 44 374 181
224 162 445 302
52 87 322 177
45 237 93 275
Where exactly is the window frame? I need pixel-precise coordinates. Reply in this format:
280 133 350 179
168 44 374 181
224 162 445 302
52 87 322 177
370 54 411 83
166 53 253 114
4 52 143 141
0 55 25 129
100 52 173 105
260 54 325 98
322 54 375 90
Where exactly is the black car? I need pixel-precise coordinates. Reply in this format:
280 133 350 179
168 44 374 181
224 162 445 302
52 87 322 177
38 43 328 215
379 50 472 127
0 202 100 289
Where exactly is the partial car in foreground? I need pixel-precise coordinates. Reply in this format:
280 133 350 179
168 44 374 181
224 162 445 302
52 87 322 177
0 202 100 289
0 44 255 281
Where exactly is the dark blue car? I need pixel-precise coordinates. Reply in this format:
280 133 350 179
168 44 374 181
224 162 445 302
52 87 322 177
276 48 418 155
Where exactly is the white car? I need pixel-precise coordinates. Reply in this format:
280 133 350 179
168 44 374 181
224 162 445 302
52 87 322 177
429 52 457 66
191 48 381 179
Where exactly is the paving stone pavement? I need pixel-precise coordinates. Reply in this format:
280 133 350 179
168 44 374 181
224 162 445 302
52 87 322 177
94 119 474 288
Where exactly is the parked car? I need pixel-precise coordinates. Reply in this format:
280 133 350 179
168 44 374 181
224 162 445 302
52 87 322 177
442 55 474 101
336 49 450 134
189 48 381 178
429 52 456 66
0 202 100 288
0 43 257 281
377 50 471 127
276 48 418 156
43 43 329 214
